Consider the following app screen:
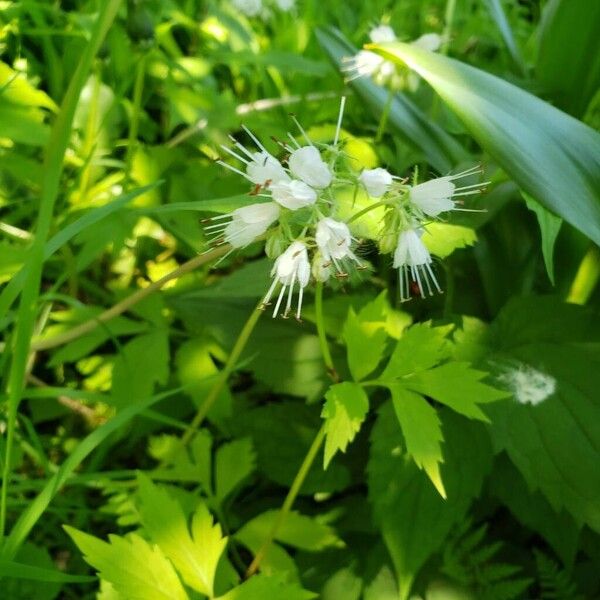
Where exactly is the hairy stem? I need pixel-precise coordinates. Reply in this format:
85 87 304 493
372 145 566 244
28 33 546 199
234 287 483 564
315 281 338 381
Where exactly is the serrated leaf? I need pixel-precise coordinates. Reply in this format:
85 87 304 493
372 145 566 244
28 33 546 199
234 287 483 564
370 40 600 246
368 405 492 600
64 526 187 600
389 385 446 498
422 223 477 259
137 474 227 597
216 573 316 600
215 438 256 502
382 323 453 380
404 362 508 421
343 307 388 381
322 382 369 468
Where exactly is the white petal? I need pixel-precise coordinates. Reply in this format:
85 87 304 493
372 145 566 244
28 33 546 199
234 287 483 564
234 202 280 225
359 168 393 197
271 180 317 210
412 33 442 52
369 25 396 44
288 146 332 189
246 152 290 185
409 177 456 216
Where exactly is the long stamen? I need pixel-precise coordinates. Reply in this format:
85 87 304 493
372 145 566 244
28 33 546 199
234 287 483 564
220 144 250 164
242 125 269 154
333 96 346 146
273 284 287 318
262 277 279 307
229 135 255 160
289 113 312 146
296 286 304 321
217 160 253 181
425 262 442 292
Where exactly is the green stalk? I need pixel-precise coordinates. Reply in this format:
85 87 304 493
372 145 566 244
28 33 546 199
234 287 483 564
124 53 147 180
244 277 335 577
245 424 326 578
0 0 123 542
179 301 263 449
375 87 394 143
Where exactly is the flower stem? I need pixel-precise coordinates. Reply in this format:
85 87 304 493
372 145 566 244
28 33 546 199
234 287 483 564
179 300 264 449
30 245 230 352
315 281 338 381
245 280 338 577
245 423 326 578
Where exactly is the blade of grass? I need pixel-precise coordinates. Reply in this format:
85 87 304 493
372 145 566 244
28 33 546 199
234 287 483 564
0 0 123 542
1 386 183 560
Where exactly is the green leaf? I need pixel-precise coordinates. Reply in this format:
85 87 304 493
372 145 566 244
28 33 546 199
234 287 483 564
216 574 316 600
322 568 362 600
483 0 526 73
370 40 600 246
64 526 188 600
404 362 509 421
389 385 446 498
523 193 562 284
422 223 477 259
215 438 256 503
316 27 469 173
368 405 492 600
381 323 453 380
342 301 388 381
0 559 93 584
111 329 169 407
137 474 227 597
536 0 600 117
322 382 370 468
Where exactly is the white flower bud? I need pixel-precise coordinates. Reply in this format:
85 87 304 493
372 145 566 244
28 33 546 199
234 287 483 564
270 179 317 210
288 146 332 189
412 33 442 52
232 0 262 17
369 25 396 44
360 168 393 197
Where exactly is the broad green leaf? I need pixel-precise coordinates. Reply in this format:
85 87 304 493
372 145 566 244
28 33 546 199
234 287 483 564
111 329 169 407
0 559 92 584
422 223 477 259
363 566 398 600
523 193 562 284
381 323 453 380
490 455 579 567
64 527 188 600
0 102 49 145
486 343 600 532
215 438 256 502
316 27 469 173
236 509 341 553
137 474 227 597
404 362 509 421
536 0 600 117
368 405 492 600
370 41 600 246
0 61 58 110
343 307 388 381
216 574 316 600
322 382 369 468
389 385 445 498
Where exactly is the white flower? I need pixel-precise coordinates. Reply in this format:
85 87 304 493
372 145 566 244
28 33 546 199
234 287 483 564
274 0 295 10
232 0 262 17
288 146 332 189
205 202 279 248
270 179 317 210
360 168 393 197
412 33 442 52
262 241 311 319
246 151 290 186
393 228 441 301
312 253 332 282
369 24 396 44
409 167 489 216
315 218 363 277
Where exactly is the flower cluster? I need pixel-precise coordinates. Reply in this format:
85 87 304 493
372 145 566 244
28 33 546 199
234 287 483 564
231 0 295 19
208 98 487 319
343 23 442 85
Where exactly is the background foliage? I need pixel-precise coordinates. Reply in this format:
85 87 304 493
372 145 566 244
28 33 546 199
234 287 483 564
0 0 599 599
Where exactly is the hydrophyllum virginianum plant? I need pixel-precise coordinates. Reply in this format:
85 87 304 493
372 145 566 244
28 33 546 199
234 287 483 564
206 97 488 317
